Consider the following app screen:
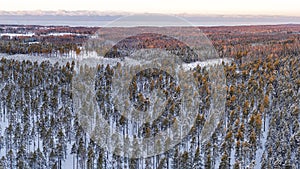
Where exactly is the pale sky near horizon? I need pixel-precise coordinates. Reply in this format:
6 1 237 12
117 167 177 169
0 0 299 16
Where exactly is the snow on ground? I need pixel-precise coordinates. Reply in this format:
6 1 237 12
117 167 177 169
182 58 232 71
61 142 75 169
42 33 88 37
74 51 233 70
255 116 270 169
1 50 233 70
0 119 9 156
0 32 88 38
0 53 75 65
230 142 236 168
0 33 35 37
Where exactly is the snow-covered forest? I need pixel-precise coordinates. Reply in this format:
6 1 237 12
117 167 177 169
0 25 299 169
0 53 299 168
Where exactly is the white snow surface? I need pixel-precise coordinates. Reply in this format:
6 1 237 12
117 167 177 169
0 33 35 37
255 116 270 169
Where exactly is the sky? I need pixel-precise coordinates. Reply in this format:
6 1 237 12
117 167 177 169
0 0 299 16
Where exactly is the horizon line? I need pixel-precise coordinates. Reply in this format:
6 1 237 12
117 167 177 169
1 10 300 18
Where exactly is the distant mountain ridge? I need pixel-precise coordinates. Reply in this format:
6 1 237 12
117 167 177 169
1 10 300 18
0 10 130 16
1 11 300 27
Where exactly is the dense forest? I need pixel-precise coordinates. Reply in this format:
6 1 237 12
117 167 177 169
0 25 299 168
0 24 299 59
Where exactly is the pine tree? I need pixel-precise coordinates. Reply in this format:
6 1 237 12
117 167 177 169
157 157 166 169
97 151 103 169
219 151 229 169
6 149 14 169
172 147 179 169
204 142 212 169
233 160 240 169
193 147 203 169
0 156 6 169
87 145 95 169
